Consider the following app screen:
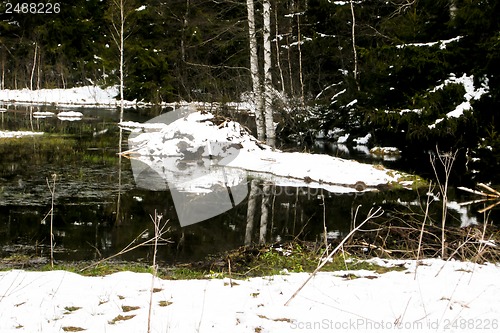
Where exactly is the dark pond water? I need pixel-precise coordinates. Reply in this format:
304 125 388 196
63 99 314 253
0 104 497 265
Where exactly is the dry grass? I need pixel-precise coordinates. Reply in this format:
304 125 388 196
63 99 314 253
345 217 500 263
121 305 140 312
62 327 85 332
108 314 136 324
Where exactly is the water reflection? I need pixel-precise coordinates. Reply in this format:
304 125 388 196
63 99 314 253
0 105 497 264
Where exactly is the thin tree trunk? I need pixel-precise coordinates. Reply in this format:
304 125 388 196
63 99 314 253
181 0 191 99
30 43 37 90
37 47 41 89
296 10 305 104
274 2 285 93
263 0 275 145
110 0 126 121
246 0 265 140
350 0 360 91
119 0 125 122
1 56 4 90
286 34 294 96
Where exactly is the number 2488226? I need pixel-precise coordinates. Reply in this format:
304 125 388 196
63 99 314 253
5 2 61 14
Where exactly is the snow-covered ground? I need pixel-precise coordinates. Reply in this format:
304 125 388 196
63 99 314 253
0 259 498 332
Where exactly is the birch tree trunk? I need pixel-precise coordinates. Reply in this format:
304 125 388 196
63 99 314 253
263 0 275 146
246 0 265 140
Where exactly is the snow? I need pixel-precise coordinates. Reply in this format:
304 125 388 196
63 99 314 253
0 86 132 107
122 109 412 194
0 131 43 138
399 108 422 115
353 133 372 145
0 259 498 332
429 74 489 129
33 111 55 119
330 88 346 101
370 147 401 161
397 36 463 50
346 99 357 107
370 147 400 155
57 111 84 119
337 133 349 143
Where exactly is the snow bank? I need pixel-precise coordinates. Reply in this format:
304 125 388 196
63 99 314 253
0 131 43 138
0 86 131 107
123 109 416 193
0 259 498 332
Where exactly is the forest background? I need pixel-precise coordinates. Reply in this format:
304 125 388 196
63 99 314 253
1 0 499 182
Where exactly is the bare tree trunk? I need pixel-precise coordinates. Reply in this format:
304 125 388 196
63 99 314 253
118 0 125 121
181 0 190 62
1 56 5 90
296 9 305 104
246 0 265 140
180 0 191 99
350 0 360 91
263 0 275 146
37 47 41 89
30 43 37 90
274 2 285 94
110 0 128 122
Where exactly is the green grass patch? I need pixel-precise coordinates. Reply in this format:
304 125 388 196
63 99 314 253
6 241 410 280
165 242 410 279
